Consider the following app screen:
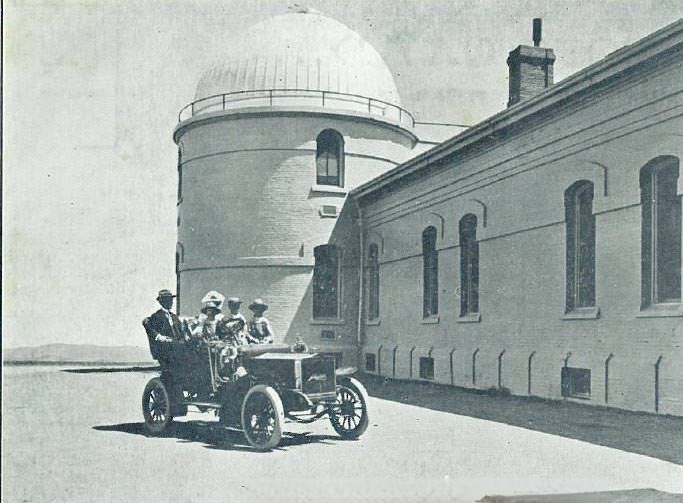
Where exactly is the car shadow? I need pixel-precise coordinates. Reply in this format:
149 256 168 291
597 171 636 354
361 374 683 465
93 421 339 452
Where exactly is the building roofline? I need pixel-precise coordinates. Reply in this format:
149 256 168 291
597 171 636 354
350 18 683 202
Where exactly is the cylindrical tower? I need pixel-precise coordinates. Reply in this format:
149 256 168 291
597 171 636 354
173 10 416 360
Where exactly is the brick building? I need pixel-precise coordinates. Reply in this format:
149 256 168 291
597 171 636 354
174 11 683 416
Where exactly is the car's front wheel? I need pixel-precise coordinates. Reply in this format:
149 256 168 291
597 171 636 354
142 377 173 434
241 385 284 451
329 376 369 439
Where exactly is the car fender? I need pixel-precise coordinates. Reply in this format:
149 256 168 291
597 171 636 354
335 366 357 377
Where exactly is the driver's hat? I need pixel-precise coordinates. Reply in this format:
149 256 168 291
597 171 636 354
157 289 175 300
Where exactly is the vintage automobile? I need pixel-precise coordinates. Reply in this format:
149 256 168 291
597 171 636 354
141 322 369 451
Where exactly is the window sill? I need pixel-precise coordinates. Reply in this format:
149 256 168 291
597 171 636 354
636 303 683 318
310 318 346 326
563 307 600 320
310 184 347 196
366 319 381 326
421 315 440 325
457 312 481 323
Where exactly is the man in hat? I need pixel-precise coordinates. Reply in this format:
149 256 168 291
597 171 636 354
247 299 274 344
142 289 187 364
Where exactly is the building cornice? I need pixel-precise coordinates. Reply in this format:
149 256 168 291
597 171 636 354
173 106 418 145
350 19 683 202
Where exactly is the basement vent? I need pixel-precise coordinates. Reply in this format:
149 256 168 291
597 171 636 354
419 357 435 380
561 367 591 399
320 330 335 340
365 353 376 372
319 205 338 218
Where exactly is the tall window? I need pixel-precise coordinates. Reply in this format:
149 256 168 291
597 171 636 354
565 181 596 311
641 156 681 306
367 244 380 321
316 130 344 186
459 214 479 315
422 227 438 318
313 245 341 318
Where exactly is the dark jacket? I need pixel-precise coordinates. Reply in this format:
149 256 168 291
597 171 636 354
143 309 185 361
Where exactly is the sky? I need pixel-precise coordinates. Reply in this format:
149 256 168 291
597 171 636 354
4 0 682 349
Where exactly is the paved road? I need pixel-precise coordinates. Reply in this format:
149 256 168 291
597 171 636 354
3 365 683 503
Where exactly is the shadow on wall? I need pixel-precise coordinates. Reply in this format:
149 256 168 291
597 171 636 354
284 198 360 362
361 374 683 466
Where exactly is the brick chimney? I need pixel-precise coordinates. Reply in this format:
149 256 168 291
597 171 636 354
507 18 555 107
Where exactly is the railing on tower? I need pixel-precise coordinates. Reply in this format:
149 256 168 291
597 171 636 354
178 88 415 128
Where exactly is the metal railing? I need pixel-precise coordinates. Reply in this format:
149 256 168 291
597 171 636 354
178 88 415 128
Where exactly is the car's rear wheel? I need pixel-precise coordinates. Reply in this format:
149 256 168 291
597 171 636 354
329 377 369 439
142 377 173 434
241 385 284 451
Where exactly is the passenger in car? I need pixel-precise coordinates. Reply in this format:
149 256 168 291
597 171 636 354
247 298 275 344
190 300 222 340
221 297 248 345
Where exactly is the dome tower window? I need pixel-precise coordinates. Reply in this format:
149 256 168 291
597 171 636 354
316 130 344 187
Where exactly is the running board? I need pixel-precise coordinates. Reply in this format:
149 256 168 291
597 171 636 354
184 401 222 409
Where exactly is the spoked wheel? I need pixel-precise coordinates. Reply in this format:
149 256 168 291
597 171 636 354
142 377 173 434
241 385 284 451
329 377 369 439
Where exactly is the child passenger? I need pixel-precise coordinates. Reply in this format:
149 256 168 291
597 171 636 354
222 297 248 345
247 299 274 344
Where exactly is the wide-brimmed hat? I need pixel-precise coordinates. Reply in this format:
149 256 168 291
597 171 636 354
227 297 242 306
201 290 225 307
248 298 268 312
157 289 175 300
200 301 222 314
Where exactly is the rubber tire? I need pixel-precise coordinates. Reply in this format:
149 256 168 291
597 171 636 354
142 377 173 434
330 376 370 439
241 385 285 451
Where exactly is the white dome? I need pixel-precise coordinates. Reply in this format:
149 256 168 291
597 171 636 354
195 10 401 106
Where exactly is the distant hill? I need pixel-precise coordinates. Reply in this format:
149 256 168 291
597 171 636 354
3 343 154 364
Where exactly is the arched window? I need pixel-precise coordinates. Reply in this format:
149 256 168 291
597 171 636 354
565 181 596 312
367 244 380 321
313 244 342 319
316 130 344 187
459 214 479 316
640 156 681 306
422 227 438 318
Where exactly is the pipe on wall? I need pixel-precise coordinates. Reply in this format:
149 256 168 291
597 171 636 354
377 344 383 377
449 348 457 385
409 346 417 378
497 349 506 389
472 348 480 386
354 198 364 362
655 355 663 413
604 353 614 404
392 345 399 378
527 351 536 395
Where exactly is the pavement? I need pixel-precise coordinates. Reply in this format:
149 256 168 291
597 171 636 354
3 365 683 503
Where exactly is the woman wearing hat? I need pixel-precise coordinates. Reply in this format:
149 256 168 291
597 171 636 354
247 299 274 344
190 300 223 340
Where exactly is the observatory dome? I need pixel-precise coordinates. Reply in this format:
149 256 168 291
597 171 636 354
195 9 401 106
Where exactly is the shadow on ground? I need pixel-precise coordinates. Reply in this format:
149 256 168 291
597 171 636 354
63 366 160 374
361 374 683 465
93 421 339 452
